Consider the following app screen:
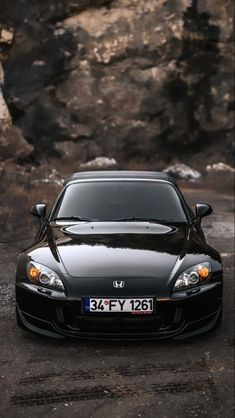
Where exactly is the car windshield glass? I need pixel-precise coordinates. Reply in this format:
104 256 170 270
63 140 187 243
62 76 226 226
53 181 187 222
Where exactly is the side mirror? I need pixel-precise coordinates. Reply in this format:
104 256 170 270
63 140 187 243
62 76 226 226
195 203 213 219
31 204 46 219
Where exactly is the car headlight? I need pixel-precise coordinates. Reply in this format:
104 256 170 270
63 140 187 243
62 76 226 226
173 262 212 291
27 262 65 291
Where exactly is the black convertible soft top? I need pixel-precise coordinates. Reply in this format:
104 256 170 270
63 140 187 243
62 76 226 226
64 171 177 186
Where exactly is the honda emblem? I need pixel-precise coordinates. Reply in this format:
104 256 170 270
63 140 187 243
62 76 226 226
113 280 125 289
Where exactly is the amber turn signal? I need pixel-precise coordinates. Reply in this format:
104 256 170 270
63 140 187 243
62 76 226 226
197 265 210 279
28 266 40 280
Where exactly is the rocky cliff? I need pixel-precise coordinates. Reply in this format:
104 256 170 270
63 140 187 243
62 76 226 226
0 0 234 168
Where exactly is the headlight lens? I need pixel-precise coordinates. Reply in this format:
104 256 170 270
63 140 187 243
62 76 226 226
173 262 211 291
27 262 65 291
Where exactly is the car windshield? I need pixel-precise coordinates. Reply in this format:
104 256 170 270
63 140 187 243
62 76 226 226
53 180 187 222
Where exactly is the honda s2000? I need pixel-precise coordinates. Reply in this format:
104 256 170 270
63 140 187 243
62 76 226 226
16 171 223 339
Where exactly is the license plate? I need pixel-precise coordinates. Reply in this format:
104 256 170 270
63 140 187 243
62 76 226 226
83 298 154 313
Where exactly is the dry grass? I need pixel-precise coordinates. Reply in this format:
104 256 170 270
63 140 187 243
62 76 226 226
0 180 61 242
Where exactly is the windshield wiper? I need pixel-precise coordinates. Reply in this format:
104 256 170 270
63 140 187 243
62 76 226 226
111 217 165 223
52 216 97 222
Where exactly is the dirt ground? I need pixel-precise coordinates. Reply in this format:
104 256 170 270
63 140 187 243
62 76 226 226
0 184 234 418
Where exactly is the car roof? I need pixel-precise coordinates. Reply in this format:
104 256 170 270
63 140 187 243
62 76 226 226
64 171 177 186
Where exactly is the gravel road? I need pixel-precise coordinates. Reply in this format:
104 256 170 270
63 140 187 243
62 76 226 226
0 186 234 418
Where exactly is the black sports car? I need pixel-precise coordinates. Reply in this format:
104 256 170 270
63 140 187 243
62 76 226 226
16 171 223 340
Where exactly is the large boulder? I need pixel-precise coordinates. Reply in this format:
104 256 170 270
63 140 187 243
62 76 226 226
163 163 201 181
80 156 118 170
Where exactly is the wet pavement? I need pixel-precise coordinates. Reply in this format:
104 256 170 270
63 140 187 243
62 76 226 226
0 185 234 418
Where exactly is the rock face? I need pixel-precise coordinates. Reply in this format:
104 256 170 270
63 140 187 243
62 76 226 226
0 88 11 126
0 125 33 161
0 0 234 165
0 62 33 161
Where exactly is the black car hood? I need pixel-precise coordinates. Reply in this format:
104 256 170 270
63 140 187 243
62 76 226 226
48 221 189 279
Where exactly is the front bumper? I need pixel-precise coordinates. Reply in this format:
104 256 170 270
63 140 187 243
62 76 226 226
16 282 223 340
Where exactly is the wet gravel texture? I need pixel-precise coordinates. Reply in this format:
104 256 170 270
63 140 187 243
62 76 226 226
0 186 234 418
